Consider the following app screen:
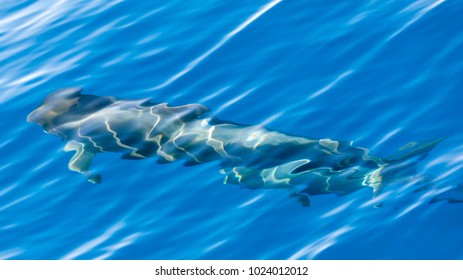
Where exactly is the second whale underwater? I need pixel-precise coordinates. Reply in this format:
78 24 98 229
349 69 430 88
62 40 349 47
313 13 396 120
27 88 444 206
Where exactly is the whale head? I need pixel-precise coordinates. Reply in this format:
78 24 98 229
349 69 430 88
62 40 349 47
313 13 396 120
27 87 83 131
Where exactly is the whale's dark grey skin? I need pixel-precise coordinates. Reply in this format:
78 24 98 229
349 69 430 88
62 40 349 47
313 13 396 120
28 88 441 206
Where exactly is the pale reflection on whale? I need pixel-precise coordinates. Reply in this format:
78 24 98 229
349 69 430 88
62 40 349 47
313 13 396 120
28 88 442 206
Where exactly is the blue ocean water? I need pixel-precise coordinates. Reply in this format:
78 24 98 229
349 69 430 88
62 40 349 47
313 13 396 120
1 0 463 260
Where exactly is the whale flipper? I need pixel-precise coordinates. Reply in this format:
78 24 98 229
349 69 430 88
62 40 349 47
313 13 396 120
63 141 101 184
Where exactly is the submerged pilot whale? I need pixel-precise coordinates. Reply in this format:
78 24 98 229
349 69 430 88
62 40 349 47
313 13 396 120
28 88 442 206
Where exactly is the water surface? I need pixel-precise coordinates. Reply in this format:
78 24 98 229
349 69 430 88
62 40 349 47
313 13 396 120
1 0 462 259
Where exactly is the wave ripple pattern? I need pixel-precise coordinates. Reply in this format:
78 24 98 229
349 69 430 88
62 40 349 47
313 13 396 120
0 0 462 260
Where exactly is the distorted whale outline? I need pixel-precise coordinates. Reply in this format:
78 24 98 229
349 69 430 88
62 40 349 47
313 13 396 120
27 88 443 206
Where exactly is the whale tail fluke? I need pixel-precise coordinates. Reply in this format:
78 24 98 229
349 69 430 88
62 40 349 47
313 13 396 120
367 138 445 198
383 138 446 164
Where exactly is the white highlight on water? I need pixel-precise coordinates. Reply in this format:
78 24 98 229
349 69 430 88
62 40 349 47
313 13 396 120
61 221 125 260
306 70 354 100
238 194 265 208
371 128 402 150
0 249 24 260
388 0 446 40
0 193 35 212
203 240 228 253
152 0 283 90
213 87 256 116
289 226 353 259
394 184 453 219
320 201 353 219
199 86 231 103
95 233 144 260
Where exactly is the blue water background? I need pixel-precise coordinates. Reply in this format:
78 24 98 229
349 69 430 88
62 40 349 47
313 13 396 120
1 0 463 259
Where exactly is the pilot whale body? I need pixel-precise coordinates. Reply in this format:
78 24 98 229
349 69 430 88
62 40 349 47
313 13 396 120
28 88 441 206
